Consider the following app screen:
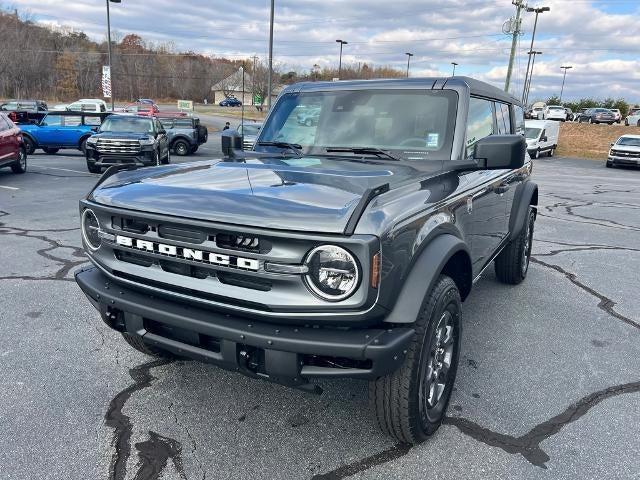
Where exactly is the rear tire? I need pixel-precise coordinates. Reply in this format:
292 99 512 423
369 275 461 444
495 206 535 285
11 148 27 173
42 147 59 154
121 332 174 359
23 136 36 155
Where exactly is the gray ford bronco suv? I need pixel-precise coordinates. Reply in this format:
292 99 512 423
76 77 537 444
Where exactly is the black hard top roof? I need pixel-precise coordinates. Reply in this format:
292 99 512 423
46 110 111 117
285 76 521 106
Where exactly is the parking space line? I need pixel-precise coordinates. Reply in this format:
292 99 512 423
30 165 99 176
0 185 19 190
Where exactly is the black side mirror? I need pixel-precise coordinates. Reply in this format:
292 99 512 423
221 130 243 158
541 136 548 142
158 128 166 135
474 135 526 169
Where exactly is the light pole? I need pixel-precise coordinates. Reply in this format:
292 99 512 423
313 64 320 81
524 50 542 106
267 0 275 110
105 0 121 112
336 39 348 79
522 5 550 103
451 62 458 76
559 65 573 103
405 52 413 77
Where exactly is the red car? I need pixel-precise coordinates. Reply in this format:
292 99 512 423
0 112 26 173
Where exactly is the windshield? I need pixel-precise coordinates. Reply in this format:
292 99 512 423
548 106 564 111
257 90 458 160
617 137 640 147
525 127 541 140
100 116 154 133
239 124 261 136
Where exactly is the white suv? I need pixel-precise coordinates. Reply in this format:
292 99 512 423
67 99 108 113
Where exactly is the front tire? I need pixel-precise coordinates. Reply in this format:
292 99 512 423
369 275 461 444
533 149 540 159
173 140 190 156
548 147 555 157
11 148 27 173
606 160 613 168
121 332 174 359
495 206 535 284
86 160 101 174
23 136 36 155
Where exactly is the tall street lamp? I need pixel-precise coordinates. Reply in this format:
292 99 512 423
105 0 121 112
524 50 542 106
267 0 275 110
336 39 348 79
405 52 413 77
522 5 550 104
451 62 458 76
559 65 573 103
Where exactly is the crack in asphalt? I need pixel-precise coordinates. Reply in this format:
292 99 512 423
0 215 86 282
531 257 640 330
534 239 640 257
169 401 207 480
312 381 640 478
311 443 412 480
444 380 640 468
105 359 174 480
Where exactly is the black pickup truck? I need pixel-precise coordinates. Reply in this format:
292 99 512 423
76 77 537 444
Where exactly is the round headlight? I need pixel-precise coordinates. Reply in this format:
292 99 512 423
81 209 101 251
304 245 360 301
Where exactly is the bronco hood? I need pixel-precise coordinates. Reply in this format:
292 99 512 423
88 156 436 233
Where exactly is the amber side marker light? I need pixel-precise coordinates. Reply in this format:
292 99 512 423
371 252 381 288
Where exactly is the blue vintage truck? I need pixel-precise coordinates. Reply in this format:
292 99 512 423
18 111 109 155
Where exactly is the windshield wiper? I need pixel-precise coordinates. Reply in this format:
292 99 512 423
325 147 401 161
256 141 302 156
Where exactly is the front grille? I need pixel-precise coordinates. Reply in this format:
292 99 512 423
611 149 640 158
97 138 140 154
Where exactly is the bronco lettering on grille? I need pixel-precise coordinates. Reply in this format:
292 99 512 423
114 235 259 271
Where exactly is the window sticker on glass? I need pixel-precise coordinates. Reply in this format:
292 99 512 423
427 133 439 148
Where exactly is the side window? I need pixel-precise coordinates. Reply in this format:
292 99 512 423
466 97 494 157
84 116 102 126
495 102 511 134
100 104 106 112
0 115 8 132
514 105 525 135
42 115 62 126
154 119 163 132
65 116 82 126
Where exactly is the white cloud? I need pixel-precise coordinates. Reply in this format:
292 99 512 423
11 0 640 102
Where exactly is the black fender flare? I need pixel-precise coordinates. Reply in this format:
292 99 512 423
78 134 91 149
384 234 471 324
21 132 38 147
508 180 538 241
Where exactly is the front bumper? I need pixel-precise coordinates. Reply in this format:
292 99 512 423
608 155 640 167
86 146 155 166
75 267 413 386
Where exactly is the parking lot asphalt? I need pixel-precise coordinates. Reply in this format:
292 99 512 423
0 150 638 480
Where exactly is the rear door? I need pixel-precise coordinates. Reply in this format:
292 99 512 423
59 114 84 146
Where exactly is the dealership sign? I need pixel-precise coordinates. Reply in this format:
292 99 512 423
177 99 193 111
102 66 112 98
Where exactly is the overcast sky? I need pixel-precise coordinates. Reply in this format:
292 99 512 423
14 0 640 102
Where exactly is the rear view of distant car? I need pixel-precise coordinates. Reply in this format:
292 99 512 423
544 105 567 122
